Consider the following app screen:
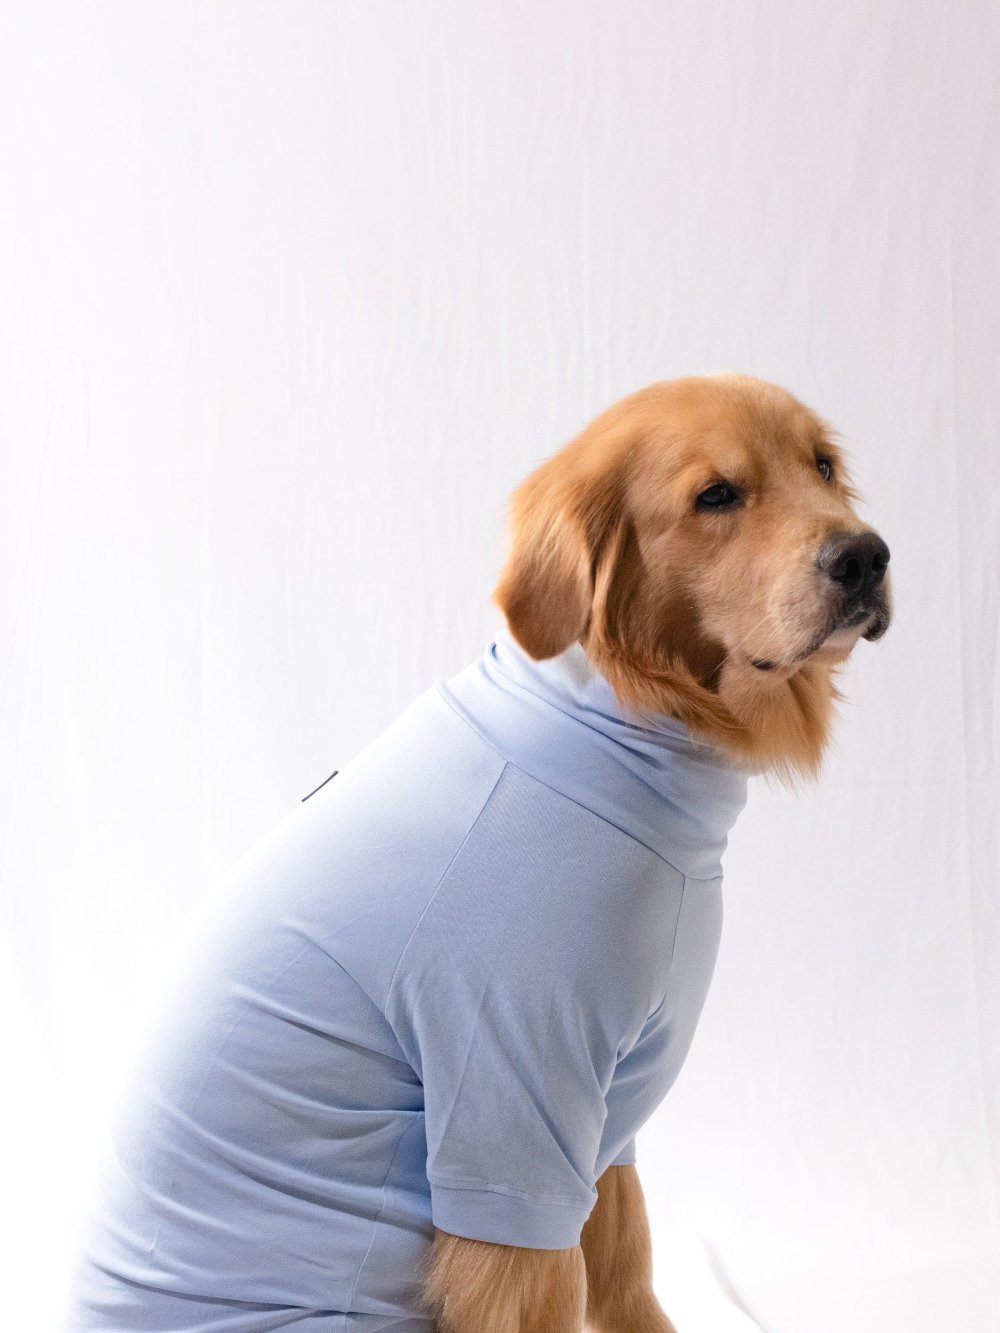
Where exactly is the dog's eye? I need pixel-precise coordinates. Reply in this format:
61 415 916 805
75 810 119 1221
696 482 742 511
816 457 834 482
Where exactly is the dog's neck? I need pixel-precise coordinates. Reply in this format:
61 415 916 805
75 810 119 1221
441 629 749 881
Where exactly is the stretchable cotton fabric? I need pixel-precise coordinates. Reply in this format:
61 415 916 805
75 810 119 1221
65 631 748 1331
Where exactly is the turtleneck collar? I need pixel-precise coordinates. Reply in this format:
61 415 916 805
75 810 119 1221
438 627 749 881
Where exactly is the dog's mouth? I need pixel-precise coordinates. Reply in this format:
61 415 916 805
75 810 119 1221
749 594 891 673
860 601 891 642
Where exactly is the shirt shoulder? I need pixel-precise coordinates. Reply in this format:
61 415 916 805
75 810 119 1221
382 759 690 1248
387 759 687 1061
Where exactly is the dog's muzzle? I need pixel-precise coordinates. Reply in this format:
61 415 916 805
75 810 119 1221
817 530 891 639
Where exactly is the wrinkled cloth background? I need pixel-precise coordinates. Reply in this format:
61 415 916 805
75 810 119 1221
1 4 998 1331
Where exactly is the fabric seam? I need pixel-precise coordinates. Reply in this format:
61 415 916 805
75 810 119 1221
428 1174 591 1208
434 682 689 880
383 755 507 1015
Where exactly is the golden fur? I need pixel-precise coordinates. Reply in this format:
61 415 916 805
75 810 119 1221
424 375 890 1329
427 1166 672 1333
494 373 890 778
426 1229 586 1332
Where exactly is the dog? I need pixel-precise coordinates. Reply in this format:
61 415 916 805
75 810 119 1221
65 374 890 1333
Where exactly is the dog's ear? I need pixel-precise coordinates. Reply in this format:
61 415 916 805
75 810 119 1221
493 451 625 660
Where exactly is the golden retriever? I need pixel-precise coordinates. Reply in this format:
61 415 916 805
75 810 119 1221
426 373 891 1331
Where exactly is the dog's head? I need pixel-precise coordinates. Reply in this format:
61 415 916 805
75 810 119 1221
493 374 891 776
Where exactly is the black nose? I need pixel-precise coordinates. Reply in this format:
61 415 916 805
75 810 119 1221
817 531 890 594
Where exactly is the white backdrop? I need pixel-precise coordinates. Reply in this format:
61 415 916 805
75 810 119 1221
2 3 998 1330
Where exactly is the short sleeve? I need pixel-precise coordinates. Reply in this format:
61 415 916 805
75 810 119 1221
597 874 725 1178
384 767 659 1249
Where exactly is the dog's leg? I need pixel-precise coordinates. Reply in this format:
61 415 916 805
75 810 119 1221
579 1165 677 1333
425 1228 587 1332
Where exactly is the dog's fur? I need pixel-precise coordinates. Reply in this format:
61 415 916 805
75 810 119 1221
425 375 890 1330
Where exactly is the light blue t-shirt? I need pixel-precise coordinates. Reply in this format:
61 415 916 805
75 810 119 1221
65 631 747 1332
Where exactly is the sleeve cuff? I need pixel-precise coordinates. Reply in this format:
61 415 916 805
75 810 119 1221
430 1178 595 1249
